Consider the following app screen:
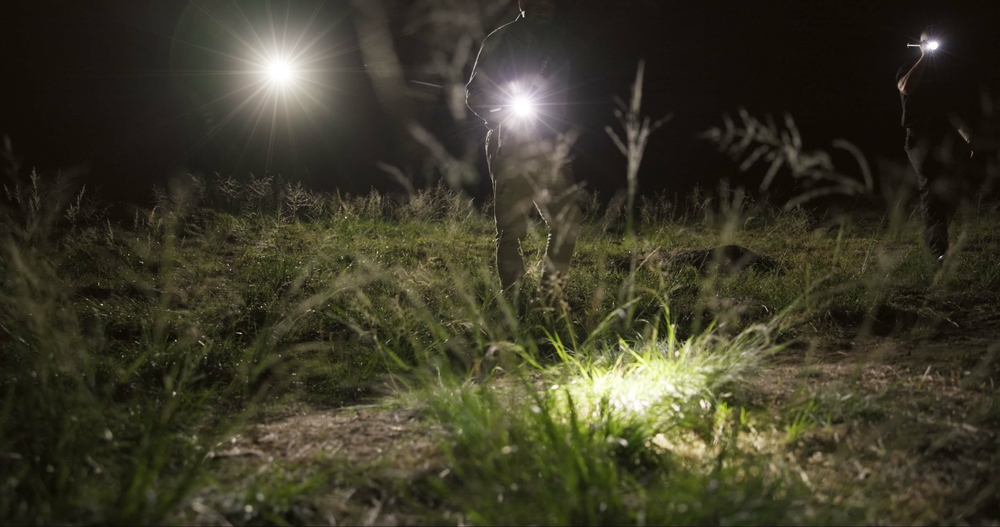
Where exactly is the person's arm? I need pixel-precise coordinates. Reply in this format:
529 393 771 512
897 54 927 95
466 71 505 127
957 126 971 143
466 27 510 128
957 125 974 158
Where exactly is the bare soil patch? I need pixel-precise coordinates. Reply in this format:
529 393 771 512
214 405 440 468
746 307 1000 524
176 405 446 525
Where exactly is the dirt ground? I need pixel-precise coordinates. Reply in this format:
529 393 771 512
744 296 1000 525
177 405 445 525
212 406 438 468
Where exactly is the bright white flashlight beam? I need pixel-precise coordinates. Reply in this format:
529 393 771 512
267 60 293 83
927 41 939 50
513 97 534 117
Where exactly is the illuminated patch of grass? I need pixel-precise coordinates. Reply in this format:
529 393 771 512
413 307 844 525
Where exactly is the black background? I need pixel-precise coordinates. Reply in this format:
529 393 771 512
1 0 997 205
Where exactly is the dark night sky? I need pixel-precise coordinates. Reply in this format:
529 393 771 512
1 0 998 205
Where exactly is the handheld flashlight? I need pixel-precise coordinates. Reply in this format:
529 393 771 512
513 97 535 118
908 41 939 50
488 96 536 119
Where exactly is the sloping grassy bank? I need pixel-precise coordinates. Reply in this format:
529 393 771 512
2 179 998 524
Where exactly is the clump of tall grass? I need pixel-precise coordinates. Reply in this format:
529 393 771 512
413 302 829 525
0 168 319 523
0 189 210 523
606 61 671 324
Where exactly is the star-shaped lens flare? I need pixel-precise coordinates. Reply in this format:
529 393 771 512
170 1 349 173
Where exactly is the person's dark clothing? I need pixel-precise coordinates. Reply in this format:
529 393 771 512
898 61 944 129
903 127 971 258
896 56 977 129
897 56 975 259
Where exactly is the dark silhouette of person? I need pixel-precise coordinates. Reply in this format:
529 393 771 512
896 24 976 261
466 0 582 296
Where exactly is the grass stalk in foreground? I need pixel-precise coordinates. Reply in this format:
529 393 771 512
606 60 672 327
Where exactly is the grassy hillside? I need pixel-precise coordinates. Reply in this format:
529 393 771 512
1 176 998 524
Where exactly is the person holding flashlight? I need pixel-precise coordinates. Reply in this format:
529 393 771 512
896 25 976 262
466 0 581 300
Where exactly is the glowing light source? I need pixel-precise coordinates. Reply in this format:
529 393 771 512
267 60 293 84
907 40 940 50
170 1 342 175
513 97 534 118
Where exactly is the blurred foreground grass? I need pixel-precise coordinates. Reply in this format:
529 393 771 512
1 177 998 524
